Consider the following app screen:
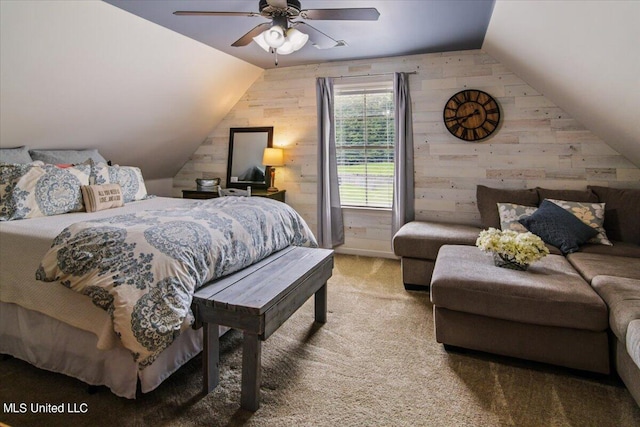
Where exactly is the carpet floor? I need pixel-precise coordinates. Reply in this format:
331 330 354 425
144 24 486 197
1 254 639 426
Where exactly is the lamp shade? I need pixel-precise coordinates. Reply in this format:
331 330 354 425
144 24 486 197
262 147 284 166
263 25 285 48
277 28 309 55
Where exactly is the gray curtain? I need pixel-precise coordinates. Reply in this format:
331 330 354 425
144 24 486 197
316 77 344 248
392 72 415 236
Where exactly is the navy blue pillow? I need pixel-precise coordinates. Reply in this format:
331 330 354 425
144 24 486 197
519 200 598 255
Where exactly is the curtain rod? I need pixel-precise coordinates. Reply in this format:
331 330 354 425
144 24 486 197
329 71 418 79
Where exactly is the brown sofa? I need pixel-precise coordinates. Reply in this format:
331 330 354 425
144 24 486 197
392 185 640 405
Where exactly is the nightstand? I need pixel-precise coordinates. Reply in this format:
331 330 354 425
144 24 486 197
182 189 286 203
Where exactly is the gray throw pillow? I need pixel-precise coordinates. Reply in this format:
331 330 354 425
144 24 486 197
0 146 33 164
519 200 598 255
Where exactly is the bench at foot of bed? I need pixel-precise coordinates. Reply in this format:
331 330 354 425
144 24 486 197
191 246 334 411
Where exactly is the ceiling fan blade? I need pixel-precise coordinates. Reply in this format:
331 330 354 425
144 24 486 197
294 22 340 49
265 0 288 9
300 8 380 21
231 23 271 47
173 11 260 17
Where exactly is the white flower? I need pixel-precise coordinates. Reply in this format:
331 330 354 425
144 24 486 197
476 228 549 265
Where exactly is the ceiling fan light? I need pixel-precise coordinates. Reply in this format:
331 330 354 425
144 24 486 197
252 32 271 52
276 42 294 55
287 28 309 51
263 25 285 48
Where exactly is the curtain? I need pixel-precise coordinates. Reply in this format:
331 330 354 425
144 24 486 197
392 72 415 236
316 77 344 248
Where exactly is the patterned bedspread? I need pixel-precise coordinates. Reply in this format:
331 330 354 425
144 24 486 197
36 197 317 368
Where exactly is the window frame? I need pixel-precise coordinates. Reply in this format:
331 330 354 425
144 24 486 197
334 79 395 210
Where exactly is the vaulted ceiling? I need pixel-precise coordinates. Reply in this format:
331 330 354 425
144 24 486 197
103 0 496 69
103 0 640 168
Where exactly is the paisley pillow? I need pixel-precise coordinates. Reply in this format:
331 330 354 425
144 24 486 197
546 199 612 246
497 203 538 233
107 166 147 202
8 163 90 220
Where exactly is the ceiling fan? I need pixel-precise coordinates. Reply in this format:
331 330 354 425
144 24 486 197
174 0 380 64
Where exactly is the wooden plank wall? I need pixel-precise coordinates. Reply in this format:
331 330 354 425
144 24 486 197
173 50 640 258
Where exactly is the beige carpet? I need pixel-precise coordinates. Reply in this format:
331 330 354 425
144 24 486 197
1 254 639 426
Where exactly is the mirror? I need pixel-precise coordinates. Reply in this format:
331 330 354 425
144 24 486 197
226 127 273 189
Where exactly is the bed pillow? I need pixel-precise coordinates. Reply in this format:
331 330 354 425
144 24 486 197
0 146 33 164
588 186 640 244
519 200 598 254
81 183 124 212
108 165 147 202
546 199 612 246
7 163 91 220
0 163 36 220
477 185 539 229
497 203 537 232
29 149 107 165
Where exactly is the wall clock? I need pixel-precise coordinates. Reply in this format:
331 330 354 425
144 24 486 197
443 89 500 142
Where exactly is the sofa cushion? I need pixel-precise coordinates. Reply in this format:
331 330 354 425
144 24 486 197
566 252 640 282
519 200 598 254
536 187 598 203
580 241 640 259
477 185 538 229
392 221 480 260
431 245 608 331
627 320 640 369
591 276 640 342
588 186 640 245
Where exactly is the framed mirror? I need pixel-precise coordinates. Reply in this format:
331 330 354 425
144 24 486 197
226 127 273 189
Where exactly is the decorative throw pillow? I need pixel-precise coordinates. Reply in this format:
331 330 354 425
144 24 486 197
0 146 33 164
92 161 111 185
546 199 612 246
0 163 36 220
8 164 90 220
497 203 537 232
107 166 147 202
81 184 124 212
519 200 598 254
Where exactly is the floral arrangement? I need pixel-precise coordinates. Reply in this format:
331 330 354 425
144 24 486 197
476 228 549 270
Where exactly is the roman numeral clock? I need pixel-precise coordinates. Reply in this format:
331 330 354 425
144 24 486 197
443 90 501 141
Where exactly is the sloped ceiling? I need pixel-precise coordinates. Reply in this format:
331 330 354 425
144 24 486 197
103 0 495 70
483 0 640 168
0 0 263 180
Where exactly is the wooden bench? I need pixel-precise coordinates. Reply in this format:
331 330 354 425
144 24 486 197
191 246 334 411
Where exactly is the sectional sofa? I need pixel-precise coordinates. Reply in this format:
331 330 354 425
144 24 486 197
392 185 640 405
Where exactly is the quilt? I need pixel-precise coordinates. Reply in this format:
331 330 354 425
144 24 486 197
36 196 317 368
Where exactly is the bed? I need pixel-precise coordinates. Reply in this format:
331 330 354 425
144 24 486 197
0 157 317 398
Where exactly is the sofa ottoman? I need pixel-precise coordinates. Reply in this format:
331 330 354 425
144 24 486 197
430 245 610 373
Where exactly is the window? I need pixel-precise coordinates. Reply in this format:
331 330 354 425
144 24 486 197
334 80 395 208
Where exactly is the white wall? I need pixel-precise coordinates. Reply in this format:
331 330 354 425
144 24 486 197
0 0 263 181
483 0 640 167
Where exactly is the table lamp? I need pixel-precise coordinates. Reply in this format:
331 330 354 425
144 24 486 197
262 147 284 192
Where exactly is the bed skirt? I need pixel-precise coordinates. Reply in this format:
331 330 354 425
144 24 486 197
0 301 208 399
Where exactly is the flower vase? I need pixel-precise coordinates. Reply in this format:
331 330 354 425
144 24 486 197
493 252 529 271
